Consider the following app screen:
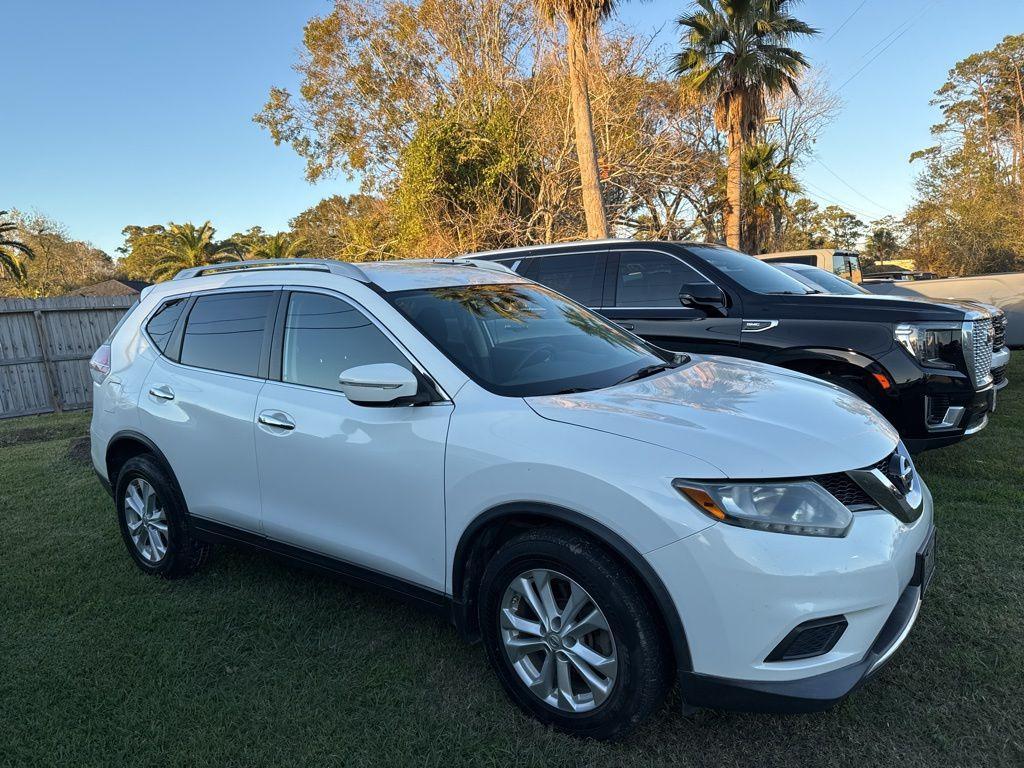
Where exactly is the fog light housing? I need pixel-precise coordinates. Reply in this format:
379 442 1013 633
765 615 848 662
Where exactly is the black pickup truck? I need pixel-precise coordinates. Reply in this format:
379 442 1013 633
472 240 1005 452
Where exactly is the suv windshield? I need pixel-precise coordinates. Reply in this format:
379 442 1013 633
782 265 868 295
390 283 673 397
684 245 815 295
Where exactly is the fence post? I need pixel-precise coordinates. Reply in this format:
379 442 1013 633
31 309 62 414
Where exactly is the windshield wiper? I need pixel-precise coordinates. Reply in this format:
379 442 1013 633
615 362 676 386
550 387 590 395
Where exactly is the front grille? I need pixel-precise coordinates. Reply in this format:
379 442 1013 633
993 312 1007 350
815 450 898 509
815 471 875 508
966 318 994 388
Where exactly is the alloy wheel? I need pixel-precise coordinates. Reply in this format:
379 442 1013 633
123 478 169 564
499 568 618 713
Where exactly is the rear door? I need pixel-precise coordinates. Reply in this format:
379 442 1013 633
599 248 742 355
138 289 277 533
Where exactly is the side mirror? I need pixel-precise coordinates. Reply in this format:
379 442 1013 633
338 363 419 405
679 282 727 311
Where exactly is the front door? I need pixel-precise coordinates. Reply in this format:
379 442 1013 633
598 249 742 355
253 290 452 591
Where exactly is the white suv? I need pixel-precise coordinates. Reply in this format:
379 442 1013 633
90 258 936 739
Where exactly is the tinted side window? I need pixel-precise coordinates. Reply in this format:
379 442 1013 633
179 292 273 377
282 292 412 392
527 253 605 306
145 298 187 355
767 254 815 266
615 251 710 307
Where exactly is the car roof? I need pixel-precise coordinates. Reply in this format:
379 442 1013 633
359 259 526 291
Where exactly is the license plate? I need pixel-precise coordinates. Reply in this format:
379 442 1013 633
914 528 937 595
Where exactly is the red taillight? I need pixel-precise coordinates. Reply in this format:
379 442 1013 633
89 344 111 383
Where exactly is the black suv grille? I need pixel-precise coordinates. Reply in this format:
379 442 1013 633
815 450 900 509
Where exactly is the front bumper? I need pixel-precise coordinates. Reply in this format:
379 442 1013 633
679 577 925 712
646 483 933 712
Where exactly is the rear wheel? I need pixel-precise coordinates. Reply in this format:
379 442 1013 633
114 455 209 579
478 527 670 740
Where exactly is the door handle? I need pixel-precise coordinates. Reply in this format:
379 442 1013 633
258 411 295 431
620 323 635 331
148 385 175 401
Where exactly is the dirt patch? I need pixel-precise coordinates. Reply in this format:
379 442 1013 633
0 423 87 448
65 436 92 465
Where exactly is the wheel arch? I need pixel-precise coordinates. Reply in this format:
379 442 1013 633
770 348 895 401
451 501 693 675
105 430 185 502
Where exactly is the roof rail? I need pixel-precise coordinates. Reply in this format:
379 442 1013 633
173 258 370 282
442 258 517 275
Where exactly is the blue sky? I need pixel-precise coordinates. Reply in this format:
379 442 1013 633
3 0 1022 255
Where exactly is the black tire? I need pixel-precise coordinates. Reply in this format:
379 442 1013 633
114 454 210 579
478 527 671 740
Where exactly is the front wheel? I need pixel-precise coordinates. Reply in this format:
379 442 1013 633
478 527 671 740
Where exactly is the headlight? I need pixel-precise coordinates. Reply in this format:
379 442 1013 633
894 323 961 369
673 480 852 537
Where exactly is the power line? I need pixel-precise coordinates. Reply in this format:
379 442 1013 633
813 158 898 215
825 0 870 44
799 179 887 223
836 0 937 92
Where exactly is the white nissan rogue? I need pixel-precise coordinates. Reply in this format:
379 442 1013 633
90 258 936 739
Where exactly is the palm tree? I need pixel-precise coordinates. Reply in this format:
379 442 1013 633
150 222 241 281
0 211 35 282
675 0 817 251
537 0 616 239
742 141 800 253
248 232 310 260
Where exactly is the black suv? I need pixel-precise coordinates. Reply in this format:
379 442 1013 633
472 240 1004 452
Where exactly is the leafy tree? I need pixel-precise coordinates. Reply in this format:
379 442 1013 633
741 141 800 254
675 0 817 252
248 232 310 260
0 210 35 283
535 0 622 238
1 211 113 297
906 34 1024 275
148 222 241 281
862 216 904 268
814 204 865 250
290 195 399 262
777 196 823 249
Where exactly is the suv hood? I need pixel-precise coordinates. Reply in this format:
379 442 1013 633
772 293 972 322
526 356 898 478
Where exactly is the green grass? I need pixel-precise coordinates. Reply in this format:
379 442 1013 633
2 358 1023 768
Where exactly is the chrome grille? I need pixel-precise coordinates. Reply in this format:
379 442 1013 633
965 318 994 389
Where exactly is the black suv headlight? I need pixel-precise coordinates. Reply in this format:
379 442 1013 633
894 323 962 369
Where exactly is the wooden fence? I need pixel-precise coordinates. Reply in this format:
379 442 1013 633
0 295 137 419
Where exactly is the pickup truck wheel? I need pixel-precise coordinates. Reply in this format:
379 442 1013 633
114 455 209 579
478 527 670 740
